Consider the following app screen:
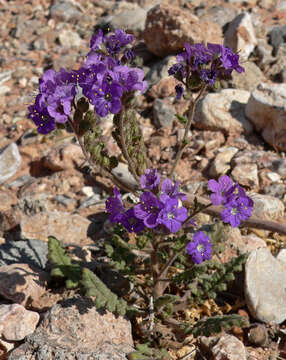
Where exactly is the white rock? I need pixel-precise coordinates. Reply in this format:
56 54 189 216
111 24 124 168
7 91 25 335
58 29 82 48
266 172 281 182
0 304 39 341
224 12 257 60
209 147 239 177
194 89 252 134
250 193 284 220
245 83 286 152
0 143 22 184
231 163 259 189
200 334 247 360
245 248 286 324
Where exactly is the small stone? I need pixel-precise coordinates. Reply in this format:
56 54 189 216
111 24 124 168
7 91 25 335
42 143 85 172
264 183 286 199
200 334 247 360
194 89 252 134
245 83 286 152
0 189 18 212
21 211 95 245
153 98 175 128
0 70 12 86
266 172 281 182
111 162 138 191
248 324 269 346
245 247 286 324
50 0 82 22
8 296 133 358
0 304 39 341
106 7 147 32
0 239 48 269
0 143 22 184
200 5 238 28
268 25 286 56
58 29 82 48
0 263 47 306
250 193 284 220
209 147 239 177
230 62 265 92
143 3 222 57
231 163 259 189
224 12 257 60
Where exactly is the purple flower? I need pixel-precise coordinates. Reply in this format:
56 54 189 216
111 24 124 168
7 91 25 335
105 187 125 223
105 29 134 55
186 231 212 264
208 175 234 206
160 179 187 203
220 46 245 73
199 68 217 86
175 84 184 100
168 63 184 76
121 208 145 233
28 94 55 134
221 196 253 227
113 66 147 93
158 198 188 233
87 80 123 117
90 29 105 51
140 169 160 191
133 192 163 228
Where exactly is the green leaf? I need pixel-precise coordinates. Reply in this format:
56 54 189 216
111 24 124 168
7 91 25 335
81 268 128 316
175 113 188 125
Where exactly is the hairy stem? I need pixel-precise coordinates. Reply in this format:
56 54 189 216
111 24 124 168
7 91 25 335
169 84 207 178
68 117 134 193
118 108 140 183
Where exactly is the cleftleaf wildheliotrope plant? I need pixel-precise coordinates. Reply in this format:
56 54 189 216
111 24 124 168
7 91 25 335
27 27 251 353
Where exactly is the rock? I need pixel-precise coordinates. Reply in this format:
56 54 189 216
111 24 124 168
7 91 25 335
200 334 247 360
58 29 82 48
268 44 286 82
0 239 48 269
255 38 275 70
8 296 133 359
0 304 39 341
0 263 48 306
200 5 238 28
143 4 223 57
153 98 176 128
224 12 257 60
21 211 95 245
231 163 259 189
42 143 85 172
245 247 286 324
230 62 265 91
105 7 147 32
50 0 82 22
0 143 22 184
145 56 176 86
247 324 269 347
149 77 179 99
264 183 286 200
111 162 138 191
0 189 18 212
209 147 239 177
250 193 284 220
0 70 12 86
245 83 286 152
194 89 252 134
268 24 286 55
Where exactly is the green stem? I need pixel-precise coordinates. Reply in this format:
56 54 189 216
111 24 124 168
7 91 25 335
118 108 140 183
169 84 207 178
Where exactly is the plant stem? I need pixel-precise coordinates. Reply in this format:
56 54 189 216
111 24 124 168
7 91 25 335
118 108 140 183
169 84 207 178
68 117 134 193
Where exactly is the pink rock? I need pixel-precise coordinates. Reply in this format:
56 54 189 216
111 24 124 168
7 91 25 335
0 304 39 341
0 263 48 306
143 4 223 57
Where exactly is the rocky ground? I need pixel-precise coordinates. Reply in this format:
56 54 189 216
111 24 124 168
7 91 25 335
0 0 286 359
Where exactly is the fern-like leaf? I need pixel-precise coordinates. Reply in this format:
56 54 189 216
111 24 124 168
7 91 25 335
81 268 128 316
48 236 81 289
185 314 249 337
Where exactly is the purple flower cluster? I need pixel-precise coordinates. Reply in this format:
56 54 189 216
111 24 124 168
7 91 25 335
28 29 147 133
106 169 188 234
186 231 212 264
208 175 253 227
168 42 245 95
